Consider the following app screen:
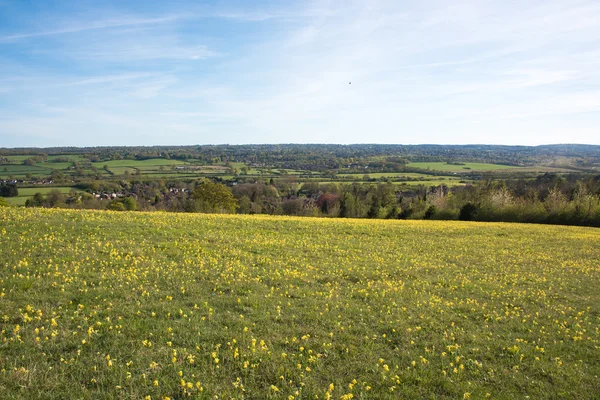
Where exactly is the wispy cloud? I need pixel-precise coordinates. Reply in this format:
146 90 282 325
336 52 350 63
1 0 600 146
65 73 158 86
0 15 183 42
63 43 219 62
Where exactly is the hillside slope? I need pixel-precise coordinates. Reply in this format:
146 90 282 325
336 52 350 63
1 208 599 399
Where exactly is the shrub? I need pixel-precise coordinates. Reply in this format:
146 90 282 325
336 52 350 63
459 202 479 221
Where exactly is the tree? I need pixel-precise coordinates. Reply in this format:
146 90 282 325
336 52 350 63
50 169 65 181
123 197 138 211
237 196 252 214
0 183 18 197
424 205 436 219
459 203 479 221
45 190 66 207
107 201 126 211
192 180 238 214
26 193 45 207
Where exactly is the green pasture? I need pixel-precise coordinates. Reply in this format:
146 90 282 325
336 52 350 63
407 162 521 172
2 186 78 206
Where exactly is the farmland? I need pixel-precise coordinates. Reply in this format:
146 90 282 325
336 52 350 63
1 207 599 399
406 162 520 172
3 187 79 206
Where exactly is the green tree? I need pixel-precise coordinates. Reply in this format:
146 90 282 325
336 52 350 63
237 195 252 214
459 203 479 221
123 197 138 211
0 183 18 197
192 180 238 214
107 200 126 211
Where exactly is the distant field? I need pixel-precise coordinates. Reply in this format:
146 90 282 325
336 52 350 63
91 159 188 169
14 187 76 196
407 162 521 172
317 180 467 187
0 155 91 178
0 208 598 399
340 172 424 178
339 172 458 179
35 161 73 170
1 155 33 163
0 165 54 177
229 162 262 175
3 186 78 206
107 167 139 175
394 179 468 187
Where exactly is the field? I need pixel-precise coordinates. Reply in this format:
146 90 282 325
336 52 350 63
316 180 467 188
1 208 599 399
3 187 78 206
340 173 445 179
0 158 195 180
406 162 521 172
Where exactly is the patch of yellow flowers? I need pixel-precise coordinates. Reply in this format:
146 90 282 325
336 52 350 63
0 207 599 398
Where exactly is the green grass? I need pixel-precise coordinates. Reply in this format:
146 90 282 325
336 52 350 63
138 173 203 179
339 172 440 179
0 165 54 176
15 187 77 196
3 197 28 206
315 179 467 187
1 155 32 163
394 180 468 187
0 155 88 172
108 167 139 175
91 159 188 169
3 187 78 206
407 162 521 172
36 162 73 170
1 208 599 399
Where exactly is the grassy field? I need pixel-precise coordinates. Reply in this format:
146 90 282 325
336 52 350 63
0 156 526 183
340 172 445 179
407 162 521 172
0 156 89 177
3 187 78 206
315 180 468 187
91 159 189 169
393 180 467 187
1 208 599 399
0 165 55 177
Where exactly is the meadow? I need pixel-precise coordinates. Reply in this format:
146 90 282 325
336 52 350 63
406 162 520 172
3 187 79 206
0 208 599 399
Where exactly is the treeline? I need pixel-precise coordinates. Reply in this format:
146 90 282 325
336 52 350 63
235 174 600 227
9 173 600 227
20 179 237 214
3 144 600 170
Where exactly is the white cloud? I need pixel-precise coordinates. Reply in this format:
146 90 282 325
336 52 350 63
0 15 183 42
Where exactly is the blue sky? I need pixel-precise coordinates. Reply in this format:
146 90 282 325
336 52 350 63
1 0 599 147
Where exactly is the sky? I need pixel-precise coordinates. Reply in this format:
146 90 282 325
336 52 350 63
1 0 599 147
